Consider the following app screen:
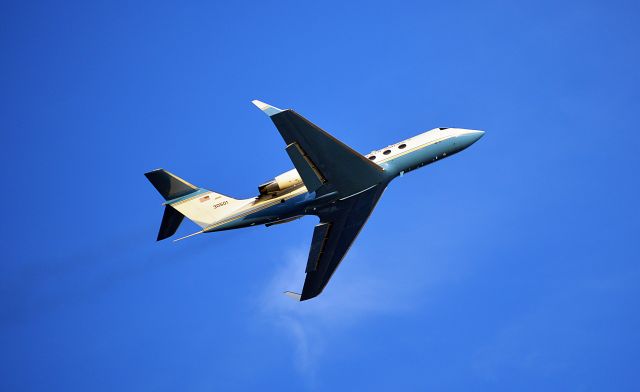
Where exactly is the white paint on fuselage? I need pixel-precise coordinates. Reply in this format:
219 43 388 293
365 127 481 165
202 127 483 232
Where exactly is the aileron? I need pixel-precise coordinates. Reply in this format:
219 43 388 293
306 222 332 273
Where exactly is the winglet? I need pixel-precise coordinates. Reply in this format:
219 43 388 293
252 100 284 117
283 291 302 301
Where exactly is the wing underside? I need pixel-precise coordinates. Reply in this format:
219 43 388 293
252 100 387 301
298 184 385 301
252 100 384 197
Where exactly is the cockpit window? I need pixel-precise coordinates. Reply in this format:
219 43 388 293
398 143 406 149
368 155 376 160
438 127 448 130
383 150 391 155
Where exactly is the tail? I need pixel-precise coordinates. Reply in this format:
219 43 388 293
144 169 247 241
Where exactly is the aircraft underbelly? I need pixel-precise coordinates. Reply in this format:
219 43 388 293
209 192 316 231
384 138 458 175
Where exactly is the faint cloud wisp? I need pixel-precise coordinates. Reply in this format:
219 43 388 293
257 245 463 376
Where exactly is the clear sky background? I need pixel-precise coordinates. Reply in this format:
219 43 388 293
2 1 639 391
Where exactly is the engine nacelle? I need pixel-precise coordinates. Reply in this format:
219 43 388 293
258 168 303 195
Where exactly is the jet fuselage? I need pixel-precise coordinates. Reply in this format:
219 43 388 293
206 127 484 232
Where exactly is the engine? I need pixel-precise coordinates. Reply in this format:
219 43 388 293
258 168 303 195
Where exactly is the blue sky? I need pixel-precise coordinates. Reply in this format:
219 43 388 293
2 0 639 390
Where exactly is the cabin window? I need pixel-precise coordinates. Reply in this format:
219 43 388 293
368 155 376 160
398 143 406 149
383 150 391 155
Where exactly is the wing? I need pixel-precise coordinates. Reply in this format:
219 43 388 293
298 184 386 301
252 100 384 197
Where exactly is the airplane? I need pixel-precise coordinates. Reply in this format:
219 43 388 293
145 100 484 301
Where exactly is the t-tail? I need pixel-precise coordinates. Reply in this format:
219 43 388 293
144 169 246 241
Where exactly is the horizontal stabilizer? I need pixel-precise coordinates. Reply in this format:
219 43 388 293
157 205 184 241
284 291 302 301
145 169 198 201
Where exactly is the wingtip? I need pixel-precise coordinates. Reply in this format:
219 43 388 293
252 100 284 116
283 291 302 301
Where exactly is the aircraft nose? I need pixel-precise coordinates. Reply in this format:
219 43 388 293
465 129 485 142
454 129 484 151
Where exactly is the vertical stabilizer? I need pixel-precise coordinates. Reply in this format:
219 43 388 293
145 169 250 239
